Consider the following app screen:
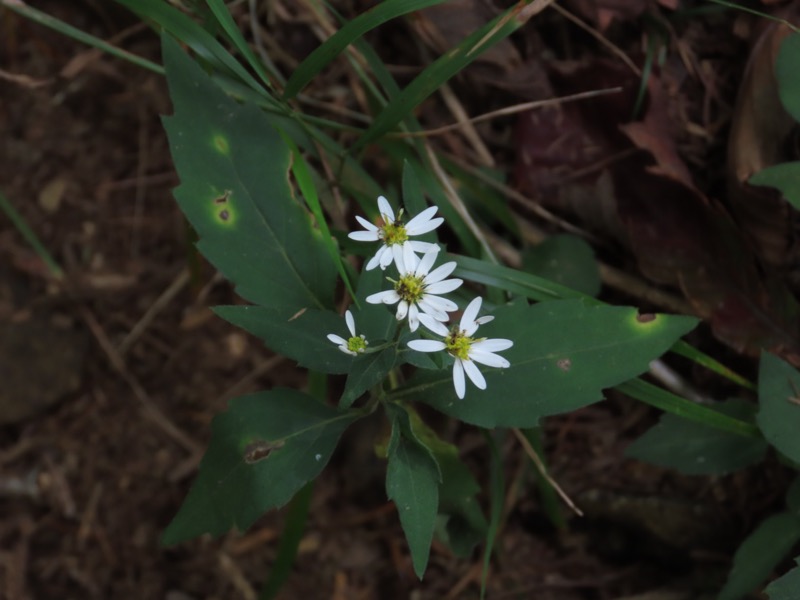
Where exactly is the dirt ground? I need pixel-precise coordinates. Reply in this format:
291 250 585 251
0 1 796 599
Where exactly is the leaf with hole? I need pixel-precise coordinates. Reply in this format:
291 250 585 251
162 389 361 545
162 35 336 311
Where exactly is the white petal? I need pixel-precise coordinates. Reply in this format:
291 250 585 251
405 206 443 235
349 230 380 242
408 339 446 352
380 245 395 269
472 338 513 352
425 279 462 295
462 360 487 390
408 240 438 253
416 247 439 276
475 315 494 326
469 350 510 369
424 261 457 284
460 297 483 330
355 215 379 232
418 313 450 336
396 300 409 320
366 290 399 305
417 299 449 321
345 310 356 336
452 359 466 399
402 243 418 273
419 294 458 313
378 195 395 223
463 322 480 337
340 345 357 356
408 304 419 332
365 252 381 271
327 334 346 345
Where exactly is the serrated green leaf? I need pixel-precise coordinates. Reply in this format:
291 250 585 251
758 352 800 463
750 162 800 210
386 412 440 579
625 399 767 475
213 306 354 374
163 389 360 545
522 235 601 297
720 512 800 600
777 33 800 122
393 300 698 428
766 559 800 600
340 347 397 408
161 36 336 310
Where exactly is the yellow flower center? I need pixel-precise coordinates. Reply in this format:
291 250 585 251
381 221 408 246
394 274 425 304
445 330 473 361
347 335 368 354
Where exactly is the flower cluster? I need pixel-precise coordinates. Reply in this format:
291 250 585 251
329 196 513 398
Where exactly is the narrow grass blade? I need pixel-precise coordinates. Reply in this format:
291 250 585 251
481 431 505 599
115 0 273 100
2 2 163 74
258 482 315 600
281 134 359 306
616 378 762 438
284 0 449 99
0 190 63 280
354 4 531 150
451 253 588 302
671 341 755 390
522 428 566 530
204 0 277 91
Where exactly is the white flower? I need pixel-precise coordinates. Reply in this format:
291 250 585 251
348 195 443 271
365 245 462 332
327 310 368 356
408 297 513 399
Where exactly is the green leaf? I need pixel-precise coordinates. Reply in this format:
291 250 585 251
353 265 398 341
750 162 800 210
777 33 800 122
766 558 800 600
394 300 698 428
163 389 360 544
435 451 487 557
481 432 505 599
719 512 800 600
284 0 449 99
214 306 354 374
758 352 800 463
788 477 800 513
162 35 336 310
521 235 601 297
340 347 397 408
625 399 767 475
386 409 440 579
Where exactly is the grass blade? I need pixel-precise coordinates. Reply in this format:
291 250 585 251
258 482 315 599
204 0 277 91
481 431 505 599
0 190 63 280
284 0 449 99
2 1 163 74
616 378 762 438
353 3 532 150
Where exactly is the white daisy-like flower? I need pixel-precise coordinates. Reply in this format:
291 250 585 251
348 195 443 271
365 245 462 332
408 297 513 399
326 310 368 356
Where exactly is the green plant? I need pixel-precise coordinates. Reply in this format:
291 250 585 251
5 0 800 597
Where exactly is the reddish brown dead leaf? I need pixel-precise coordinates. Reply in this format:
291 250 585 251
620 75 694 187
